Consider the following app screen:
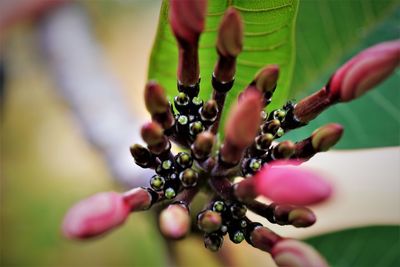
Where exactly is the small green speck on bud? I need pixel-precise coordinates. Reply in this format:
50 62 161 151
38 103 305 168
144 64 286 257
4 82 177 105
164 187 176 199
162 160 173 170
274 109 286 120
212 201 225 212
177 115 188 125
192 97 203 106
249 159 262 172
276 127 284 137
232 230 245 244
150 175 165 191
175 92 189 105
189 121 205 136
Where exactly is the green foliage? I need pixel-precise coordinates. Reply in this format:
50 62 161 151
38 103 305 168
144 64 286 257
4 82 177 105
305 225 400 267
148 0 299 136
286 1 399 149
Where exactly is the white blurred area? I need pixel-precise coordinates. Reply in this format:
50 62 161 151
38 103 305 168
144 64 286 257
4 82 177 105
250 147 400 239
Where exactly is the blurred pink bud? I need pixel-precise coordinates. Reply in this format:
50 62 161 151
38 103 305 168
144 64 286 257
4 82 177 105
159 204 190 240
62 192 130 239
330 40 400 102
254 161 332 205
272 239 329 267
169 0 206 44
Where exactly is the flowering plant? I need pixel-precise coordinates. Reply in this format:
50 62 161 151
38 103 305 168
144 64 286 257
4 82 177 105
62 1 399 266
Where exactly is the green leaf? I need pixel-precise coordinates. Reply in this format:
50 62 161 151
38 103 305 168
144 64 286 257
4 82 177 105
305 225 400 267
285 1 400 149
148 0 299 135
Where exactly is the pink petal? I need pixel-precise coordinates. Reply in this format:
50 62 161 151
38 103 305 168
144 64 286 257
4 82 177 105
330 40 400 102
254 160 332 205
272 239 329 267
62 192 130 239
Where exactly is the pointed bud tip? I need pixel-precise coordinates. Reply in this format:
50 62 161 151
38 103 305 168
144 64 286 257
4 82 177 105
62 192 129 239
141 122 164 146
193 131 215 154
288 207 316 228
254 161 332 205
169 0 207 44
272 239 329 267
276 141 296 158
330 40 400 102
144 81 169 115
254 65 280 94
159 204 190 239
312 123 344 152
217 7 243 57
225 90 263 147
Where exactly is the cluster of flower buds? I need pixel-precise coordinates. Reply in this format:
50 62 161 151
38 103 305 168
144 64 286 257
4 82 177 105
62 1 399 266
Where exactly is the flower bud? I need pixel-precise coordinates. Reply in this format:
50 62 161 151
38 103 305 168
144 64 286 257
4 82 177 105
191 132 215 160
141 122 164 146
189 121 205 137
144 81 169 115
129 144 154 168
169 0 206 44
288 207 316 228
272 239 329 267
255 133 274 151
311 123 344 152
250 226 282 252
175 152 193 170
204 233 223 252
253 65 280 99
330 40 400 102
170 0 206 86
197 210 222 233
216 7 243 58
225 89 262 147
62 192 130 239
179 168 198 188
261 119 281 135
254 160 332 205
200 100 218 125
159 204 190 239
272 141 296 160
221 90 262 164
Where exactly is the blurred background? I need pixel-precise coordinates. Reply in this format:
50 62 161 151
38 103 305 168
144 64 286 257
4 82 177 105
1 0 399 267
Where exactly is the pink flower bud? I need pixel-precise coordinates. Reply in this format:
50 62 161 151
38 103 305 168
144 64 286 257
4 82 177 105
224 89 263 148
254 64 280 94
216 7 243 58
62 192 130 239
144 81 169 115
272 239 329 267
141 122 164 146
169 0 206 44
330 40 400 102
254 161 332 205
159 204 190 240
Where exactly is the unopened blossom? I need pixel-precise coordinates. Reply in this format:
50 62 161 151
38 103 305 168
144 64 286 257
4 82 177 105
62 0 399 266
